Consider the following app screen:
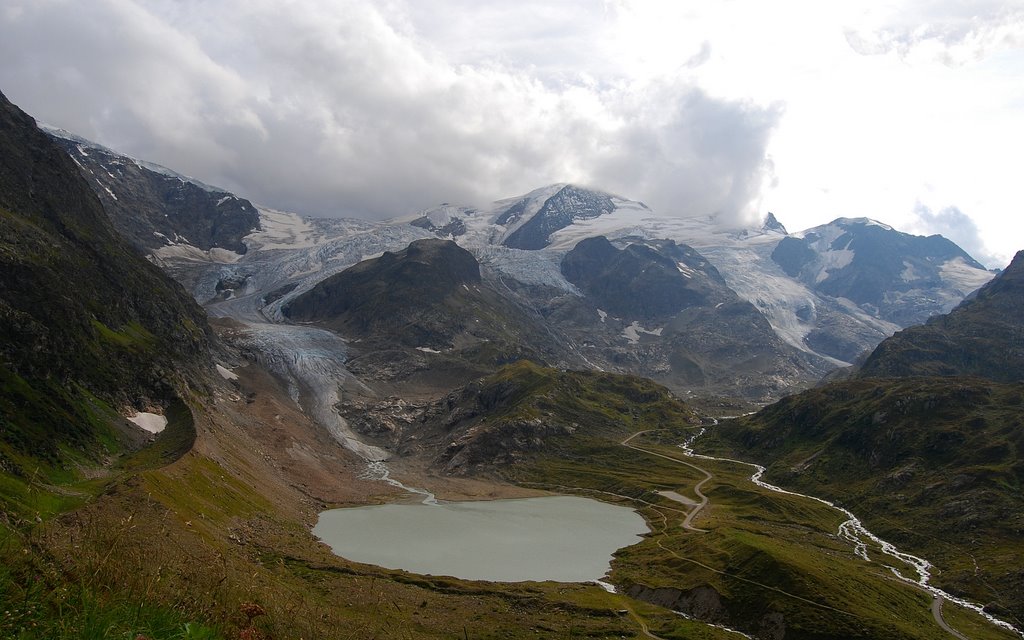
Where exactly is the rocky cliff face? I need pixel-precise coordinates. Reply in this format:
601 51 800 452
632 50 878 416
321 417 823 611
0 91 214 462
546 236 832 399
284 239 482 345
44 127 260 255
283 239 584 389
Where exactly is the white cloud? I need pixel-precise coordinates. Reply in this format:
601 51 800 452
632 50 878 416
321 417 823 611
844 1 1024 65
0 0 1021 265
0 0 777 224
908 204 1000 268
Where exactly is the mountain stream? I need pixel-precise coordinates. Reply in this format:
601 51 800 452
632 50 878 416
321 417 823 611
682 425 1022 638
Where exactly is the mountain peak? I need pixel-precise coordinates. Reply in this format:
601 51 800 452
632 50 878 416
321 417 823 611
831 217 894 231
501 184 618 250
762 212 788 234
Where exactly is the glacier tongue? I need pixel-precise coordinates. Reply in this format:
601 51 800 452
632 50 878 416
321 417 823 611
228 321 387 460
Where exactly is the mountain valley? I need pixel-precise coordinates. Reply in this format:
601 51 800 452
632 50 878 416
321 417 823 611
0 90 1020 640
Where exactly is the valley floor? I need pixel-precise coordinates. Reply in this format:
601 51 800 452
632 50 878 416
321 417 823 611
4 352 1020 640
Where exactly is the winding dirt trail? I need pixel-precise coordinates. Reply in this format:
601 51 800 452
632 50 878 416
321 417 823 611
931 595 969 640
621 430 711 532
525 427 999 639
620 430 859 621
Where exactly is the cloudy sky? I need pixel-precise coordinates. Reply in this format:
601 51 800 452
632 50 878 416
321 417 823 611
2 1 1022 267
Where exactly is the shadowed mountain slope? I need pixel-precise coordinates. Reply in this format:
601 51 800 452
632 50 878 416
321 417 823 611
45 127 260 255
859 250 1024 382
0 90 213 466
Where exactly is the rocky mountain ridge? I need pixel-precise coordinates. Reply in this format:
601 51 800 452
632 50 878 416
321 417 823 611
771 217 989 327
0 91 215 466
43 126 261 257
860 250 1024 381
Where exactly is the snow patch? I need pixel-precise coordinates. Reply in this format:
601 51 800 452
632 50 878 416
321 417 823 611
622 321 663 344
128 412 167 434
597 309 608 323
416 347 442 354
422 205 466 227
676 262 696 278
216 364 239 380
901 261 921 282
473 246 582 294
940 257 995 295
814 249 854 283
152 244 243 264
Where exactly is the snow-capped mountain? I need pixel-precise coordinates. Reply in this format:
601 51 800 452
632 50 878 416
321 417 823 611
43 125 261 260
410 186 993 365
772 217 993 327
409 183 651 250
44 125 995 399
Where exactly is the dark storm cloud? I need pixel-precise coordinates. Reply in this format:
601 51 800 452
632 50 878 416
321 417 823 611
591 86 782 220
0 0 779 222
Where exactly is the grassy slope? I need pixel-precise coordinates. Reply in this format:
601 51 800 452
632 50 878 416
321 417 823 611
4 379 738 640
701 377 1024 624
3 360 1019 639
411 362 1016 638
511 426 1016 640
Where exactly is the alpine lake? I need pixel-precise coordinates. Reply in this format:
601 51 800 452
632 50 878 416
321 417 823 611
313 495 648 583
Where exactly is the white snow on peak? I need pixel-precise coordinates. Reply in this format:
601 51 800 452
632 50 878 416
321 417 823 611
490 183 570 239
39 122 109 149
788 220 861 284
622 321 663 344
38 122 227 193
797 217 893 237
839 217 894 231
425 205 463 227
